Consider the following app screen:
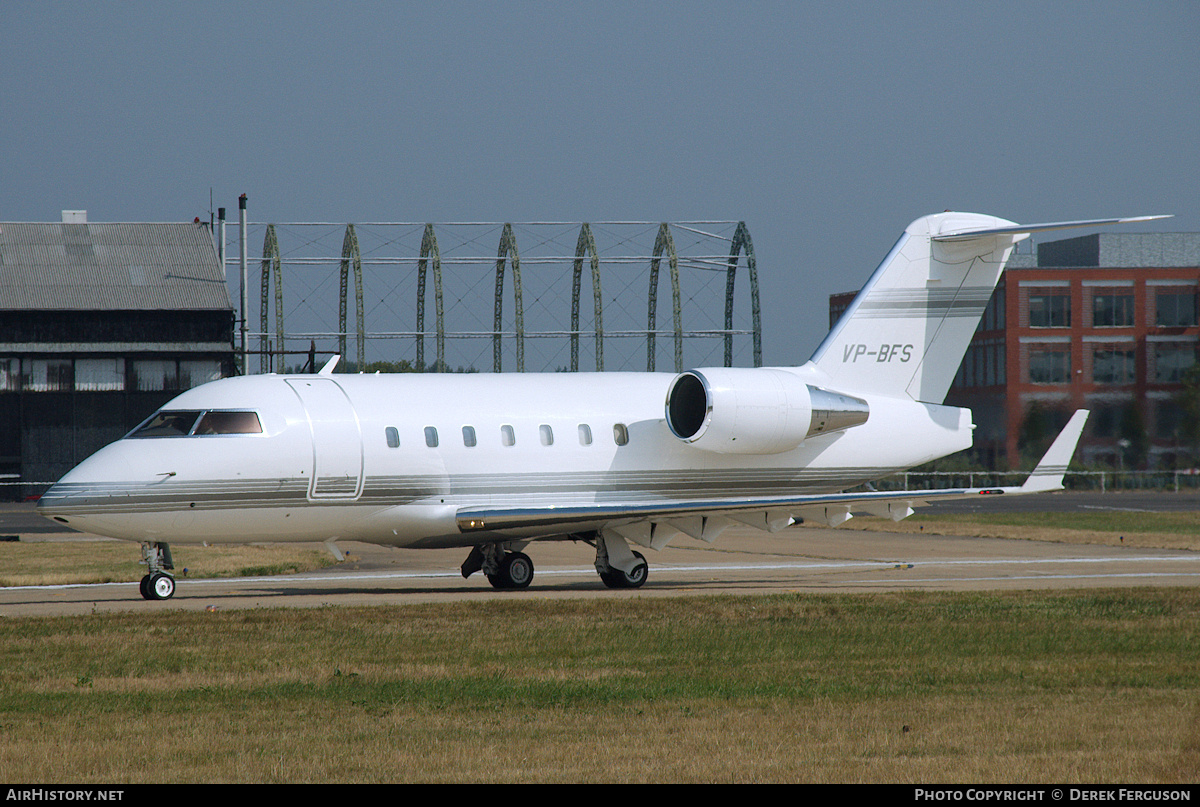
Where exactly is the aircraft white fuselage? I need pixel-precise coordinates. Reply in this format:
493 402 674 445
38 368 969 548
38 211 1167 597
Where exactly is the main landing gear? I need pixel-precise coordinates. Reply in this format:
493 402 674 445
461 543 535 590
139 541 176 600
591 530 648 590
460 529 650 591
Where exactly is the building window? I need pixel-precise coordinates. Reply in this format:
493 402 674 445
179 360 222 389
1028 349 1071 384
1092 349 1135 385
0 359 20 392
1029 294 1070 328
75 358 125 391
1156 292 1198 327
1089 406 1120 438
979 289 1005 332
1092 294 1134 328
1156 400 1184 439
26 359 73 392
130 359 178 391
385 426 400 448
1154 344 1196 384
424 426 439 448
959 339 1005 388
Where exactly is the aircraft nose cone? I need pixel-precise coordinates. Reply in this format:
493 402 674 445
35 442 137 523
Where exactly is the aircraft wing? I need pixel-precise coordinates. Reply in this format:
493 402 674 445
457 411 1089 545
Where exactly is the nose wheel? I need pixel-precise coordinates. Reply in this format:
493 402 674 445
139 573 176 600
139 542 176 600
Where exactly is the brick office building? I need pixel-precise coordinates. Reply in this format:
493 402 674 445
830 231 1200 469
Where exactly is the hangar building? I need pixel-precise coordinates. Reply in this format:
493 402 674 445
0 212 235 494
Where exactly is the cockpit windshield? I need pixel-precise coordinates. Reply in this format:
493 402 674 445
128 410 262 438
194 411 263 435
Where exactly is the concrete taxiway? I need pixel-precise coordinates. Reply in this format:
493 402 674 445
2 492 1198 616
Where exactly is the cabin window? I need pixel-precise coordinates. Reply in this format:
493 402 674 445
539 424 554 446
613 423 629 446
385 427 400 448
462 426 477 447
578 424 592 445
501 424 515 447
424 426 439 448
194 411 263 435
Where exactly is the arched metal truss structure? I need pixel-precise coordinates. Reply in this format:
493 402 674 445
571 223 604 372
726 221 762 368
646 223 682 372
494 223 525 373
339 224 365 369
258 224 283 374
415 223 445 373
245 220 761 374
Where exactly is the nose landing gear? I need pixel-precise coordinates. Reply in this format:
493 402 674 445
139 542 176 600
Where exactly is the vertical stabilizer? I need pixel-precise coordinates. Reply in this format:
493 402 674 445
809 212 1023 403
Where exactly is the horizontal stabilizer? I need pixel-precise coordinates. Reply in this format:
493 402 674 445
933 215 1172 242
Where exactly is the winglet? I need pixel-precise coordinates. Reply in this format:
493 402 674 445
1020 410 1089 493
318 355 340 375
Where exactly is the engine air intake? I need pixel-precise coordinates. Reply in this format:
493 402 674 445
665 368 868 454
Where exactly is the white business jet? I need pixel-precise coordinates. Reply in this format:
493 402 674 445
37 212 1167 600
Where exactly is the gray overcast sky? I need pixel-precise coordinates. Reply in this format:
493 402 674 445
4 1 1197 367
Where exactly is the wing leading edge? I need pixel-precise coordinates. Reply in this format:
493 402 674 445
457 411 1090 544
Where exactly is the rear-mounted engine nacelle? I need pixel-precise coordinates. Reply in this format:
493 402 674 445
665 368 869 454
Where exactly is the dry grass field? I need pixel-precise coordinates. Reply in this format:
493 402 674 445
823 509 1200 551
3 509 1198 782
1 590 1197 783
0 541 334 588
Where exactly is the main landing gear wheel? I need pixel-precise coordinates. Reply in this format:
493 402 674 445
487 551 534 590
600 551 648 590
140 573 176 600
